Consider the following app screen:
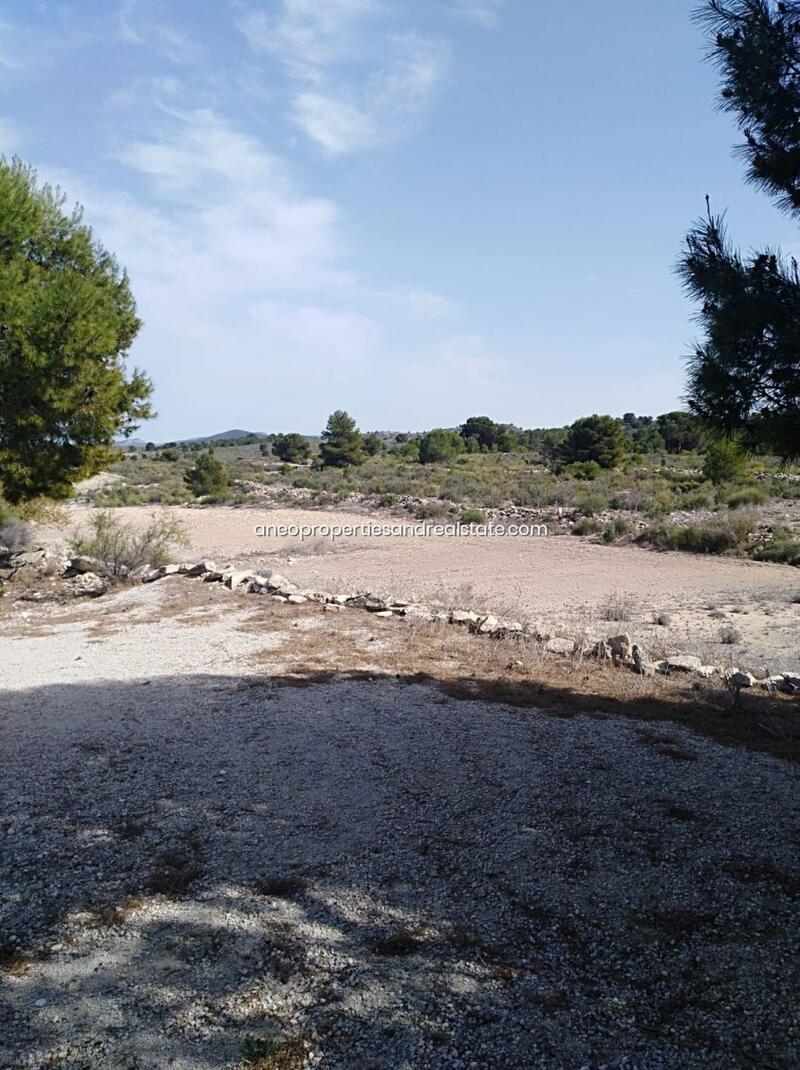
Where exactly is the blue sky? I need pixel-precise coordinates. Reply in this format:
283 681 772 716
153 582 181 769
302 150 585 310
1 0 795 439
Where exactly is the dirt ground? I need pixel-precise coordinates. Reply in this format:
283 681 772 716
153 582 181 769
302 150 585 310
44 503 800 672
1 579 799 1069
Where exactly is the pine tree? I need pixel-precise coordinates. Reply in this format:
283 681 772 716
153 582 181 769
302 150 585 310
319 410 365 468
679 1 800 460
0 157 152 502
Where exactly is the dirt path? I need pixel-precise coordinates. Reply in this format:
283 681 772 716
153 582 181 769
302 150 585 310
1 582 799 1069
44 504 800 670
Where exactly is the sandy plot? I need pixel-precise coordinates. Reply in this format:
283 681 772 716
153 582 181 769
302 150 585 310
42 504 800 671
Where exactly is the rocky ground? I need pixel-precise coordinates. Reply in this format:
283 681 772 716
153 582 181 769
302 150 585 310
1 580 799 1069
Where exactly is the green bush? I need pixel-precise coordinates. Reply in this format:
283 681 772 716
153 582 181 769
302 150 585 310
753 526 800 565
602 517 630 543
418 429 465 464
561 415 628 469
460 507 486 524
184 451 229 500
724 486 768 508
636 514 754 555
573 517 601 536
703 439 748 484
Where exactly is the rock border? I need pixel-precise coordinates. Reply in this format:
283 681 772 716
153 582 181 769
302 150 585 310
127 558 799 696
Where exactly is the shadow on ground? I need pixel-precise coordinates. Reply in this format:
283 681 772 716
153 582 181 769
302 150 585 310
1 671 799 1069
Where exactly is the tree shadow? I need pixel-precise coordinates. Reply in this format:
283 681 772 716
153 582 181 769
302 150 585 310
1 672 798 1068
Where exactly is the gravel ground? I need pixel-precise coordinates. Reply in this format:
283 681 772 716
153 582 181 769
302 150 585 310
1 586 799 1069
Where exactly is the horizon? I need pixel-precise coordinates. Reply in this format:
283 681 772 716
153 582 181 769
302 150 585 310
3 0 795 441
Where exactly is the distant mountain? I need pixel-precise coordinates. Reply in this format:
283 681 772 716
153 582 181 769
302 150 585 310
177 429 269 444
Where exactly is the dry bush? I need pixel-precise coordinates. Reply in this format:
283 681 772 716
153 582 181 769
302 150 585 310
70 510 189 579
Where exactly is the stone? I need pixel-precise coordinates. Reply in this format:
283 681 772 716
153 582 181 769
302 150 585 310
606 633 633 662
225 570 254 590
265 574 290 591
202 570 223 583
477 615 501 635
632 644 655 676
779 672 800 694
71 572 107 597
286 594 307 605
696 665 717 679
451 610 481 626
402 604 435 622
68 555 98 574
185 560 216 577
657 655 703 674
374 610 394 618
545 637 575 655
758 674 786 690
323 602 346 613
727 669 755 689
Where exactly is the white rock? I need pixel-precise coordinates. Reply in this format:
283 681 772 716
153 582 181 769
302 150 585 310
286 594 307 604
545 637 575 655
477 615 501 635
373 610 394 618
225 570 254 590
451 610 481 626
265 573 290 591
658 655 703 674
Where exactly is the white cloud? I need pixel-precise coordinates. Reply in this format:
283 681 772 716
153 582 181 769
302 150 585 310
119 1 204 64
41 107 451 433
450 1 504 27
291 91 377 155
251 302 380 368
236 1 448 154
236 0 377 73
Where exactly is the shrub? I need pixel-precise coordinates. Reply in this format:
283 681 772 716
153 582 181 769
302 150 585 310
419 429 465 464
718 624 743 644
572 517 601 535
69 510 189 579
0 516 32 550
636 513 754 555
602 517 630 542
564 460 602 481
460 508 486 524
600 593 633 621
272 433 311 463
724 486 768 508
184 451 229 500
754 525 800 566
703 439 748 484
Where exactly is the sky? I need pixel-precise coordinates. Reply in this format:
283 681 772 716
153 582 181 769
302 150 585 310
1 0 796 440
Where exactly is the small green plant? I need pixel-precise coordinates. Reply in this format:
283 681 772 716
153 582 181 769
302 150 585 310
240 1035 285 1064
572 517 601 536
602 517 630 542
460 507 486 524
